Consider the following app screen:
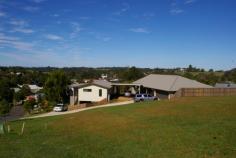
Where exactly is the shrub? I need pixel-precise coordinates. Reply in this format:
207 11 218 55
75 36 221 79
40 100 54 112
0 100 11 116
23 99 36 113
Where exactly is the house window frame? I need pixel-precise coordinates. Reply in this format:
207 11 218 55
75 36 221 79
99 89 102 97
83 89 92 92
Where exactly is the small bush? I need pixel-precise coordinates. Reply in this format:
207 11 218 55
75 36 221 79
23 99 36 114
40 100 55 112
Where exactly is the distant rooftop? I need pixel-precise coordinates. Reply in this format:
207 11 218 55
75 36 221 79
215 82 236 88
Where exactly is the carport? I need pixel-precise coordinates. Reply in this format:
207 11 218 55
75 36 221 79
110 83 142 97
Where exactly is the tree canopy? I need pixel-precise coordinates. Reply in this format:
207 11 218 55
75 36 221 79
0 100 11 116
122 66 144 82
44 70 70 103
0 78 14 103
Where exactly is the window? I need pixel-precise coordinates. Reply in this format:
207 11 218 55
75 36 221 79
83 89 92 92
99 89 102 97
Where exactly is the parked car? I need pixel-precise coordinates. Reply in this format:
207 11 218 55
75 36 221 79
53 103 68 112
124 91 131 97
134 94 158 102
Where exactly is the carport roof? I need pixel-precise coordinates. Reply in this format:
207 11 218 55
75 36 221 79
133 74 212 92
111 83 141 86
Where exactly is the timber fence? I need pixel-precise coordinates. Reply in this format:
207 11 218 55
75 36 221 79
175 88 236 97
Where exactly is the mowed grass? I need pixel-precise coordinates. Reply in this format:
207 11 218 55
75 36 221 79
1 97 236 158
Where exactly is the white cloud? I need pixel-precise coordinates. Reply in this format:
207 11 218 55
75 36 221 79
23 6 39 12
12 28 34 34
70 22 82 38
71 22 81 32
8 19 34 34
142 13 155 19
129 28 150 33
45 34 63 40
113 3 130 15
79 16 90 20
51 14 59 17
30 0 47 3
185 0 196 4
89 32 112 42
0 33 19 41
102 37 111 42
7 41 33 50
9 19 28 27
0 33 34 51
170 8 183 14
0 11 6 17
0 52 28 63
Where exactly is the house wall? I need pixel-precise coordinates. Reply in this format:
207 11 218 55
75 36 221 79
78 85 108 102
155 90 170 99
142 88 173 99
70 87 78 105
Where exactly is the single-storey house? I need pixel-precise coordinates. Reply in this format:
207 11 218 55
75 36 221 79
18 84 43 93
28 85 43 93
133 74 212 99
69 74 212 105
69 80 112 105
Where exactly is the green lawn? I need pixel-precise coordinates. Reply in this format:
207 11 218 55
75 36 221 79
1 97 236 158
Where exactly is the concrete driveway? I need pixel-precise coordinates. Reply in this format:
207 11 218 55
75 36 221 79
23 100 134 119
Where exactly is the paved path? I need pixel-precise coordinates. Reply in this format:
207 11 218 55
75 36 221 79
0 105 24 122
23 100 134 120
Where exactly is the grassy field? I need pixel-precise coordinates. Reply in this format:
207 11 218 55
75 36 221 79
0 97 236 158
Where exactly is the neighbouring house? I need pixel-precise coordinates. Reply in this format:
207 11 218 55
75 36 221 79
83 79 92 83
215 82 236 88
26 93 44 102
133 74 212 99
28 85 43 93
109 78 120 83
11 87 21 93
70 79 77 83
16 72 22 76
101 74 108 79
18 84 43 93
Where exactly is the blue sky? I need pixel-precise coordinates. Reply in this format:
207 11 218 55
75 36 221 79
0 0 235 70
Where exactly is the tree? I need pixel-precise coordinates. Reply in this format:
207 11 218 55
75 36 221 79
0 100 12 123
224 68 236 83
183 72 194 80
122 66 144 82
209 69 214 72
187 65 193 72
0 78 14 103
23 99 36 113
21 85 31 96
14 85 32 102
44 70 70 103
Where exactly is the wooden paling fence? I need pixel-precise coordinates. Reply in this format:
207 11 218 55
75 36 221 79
175 88 236 97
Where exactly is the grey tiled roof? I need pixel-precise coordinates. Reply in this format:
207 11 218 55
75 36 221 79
133 74 212 91
69 80 112 89
93 80 112 89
